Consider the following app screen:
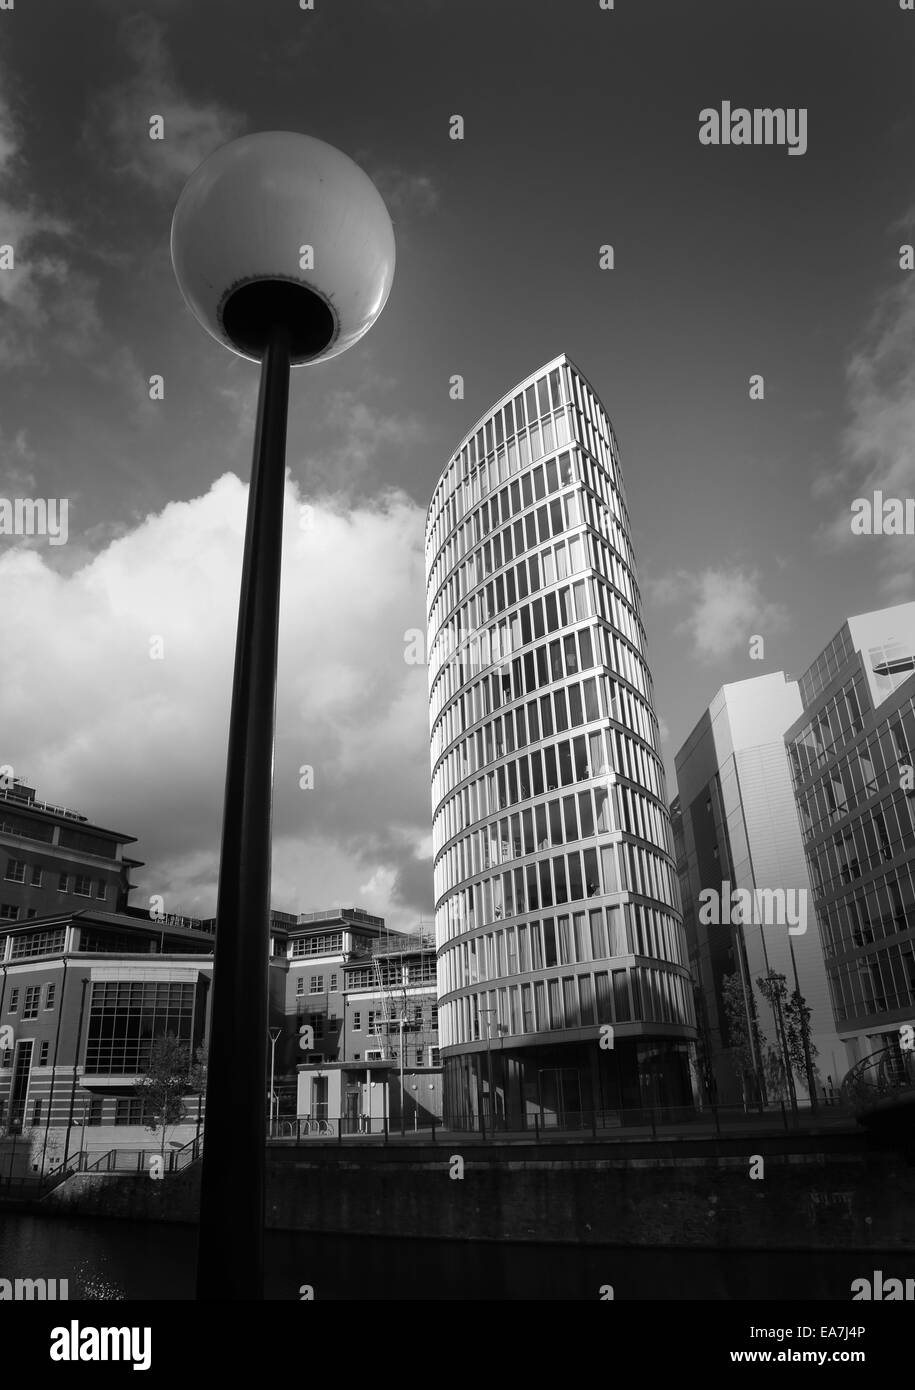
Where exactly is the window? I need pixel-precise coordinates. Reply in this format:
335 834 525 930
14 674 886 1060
85 981 195 1075
8 988 19 1013
329 973 338 992
115 1098 148 1126
58 873 69 892
44 982 56 1009
308 975 324 994
313 1015 324 1040
352 1011 362 1031
38 1040 49 1065
431 1047 441 1067
94 879 107 900
416 1047 424 1066
73 875 93 898
0 904 19 921
10 928 65 959
22 986 40 1020
30 865 42 887
4 860 26 883
296 976 305 996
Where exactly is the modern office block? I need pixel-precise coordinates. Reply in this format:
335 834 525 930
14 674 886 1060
784 604 915 1072
425 354 697 1129
674 674 845 1106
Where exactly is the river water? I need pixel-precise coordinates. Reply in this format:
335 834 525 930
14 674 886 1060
0 1213 906 1299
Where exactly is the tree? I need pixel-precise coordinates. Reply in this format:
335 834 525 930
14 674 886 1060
755 971 819 1106
785 987 819 1089
721 971 767 1105
135 1035 193 1159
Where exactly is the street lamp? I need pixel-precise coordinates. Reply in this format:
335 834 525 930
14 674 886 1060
170 131 395 1301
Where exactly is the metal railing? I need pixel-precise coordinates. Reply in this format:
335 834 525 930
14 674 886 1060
841 1043 915 1111
264 1099 849 1146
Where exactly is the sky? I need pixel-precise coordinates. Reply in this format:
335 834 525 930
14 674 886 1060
0 0 913 931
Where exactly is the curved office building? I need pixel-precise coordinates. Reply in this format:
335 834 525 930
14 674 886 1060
425 354 698 1129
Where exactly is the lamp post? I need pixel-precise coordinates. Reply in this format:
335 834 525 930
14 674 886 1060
170 131 394 1301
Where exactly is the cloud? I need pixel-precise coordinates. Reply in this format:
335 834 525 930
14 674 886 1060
0 474 435 931
650 566 788 660
815 215 915 596
84 14 245 194
0 74 100 365
298 389 426 495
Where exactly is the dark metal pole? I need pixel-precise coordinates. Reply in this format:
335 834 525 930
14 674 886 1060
41 959 67 1176
63 978 89 1171
196 326 291 1301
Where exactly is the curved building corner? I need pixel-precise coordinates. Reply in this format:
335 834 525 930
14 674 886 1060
425 354 699 1130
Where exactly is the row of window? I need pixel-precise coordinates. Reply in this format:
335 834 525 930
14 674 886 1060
295 973 340 995
290 932 344 957
2 859 109 900
0 905 38 922
358 1046 442 1066
0 812 55 844
427 366 624 592
427 416 576 590
427 368 572 563
430 568 590 690
436 834 679 941
431 570 651 746
828 940 915 1024
434 723 667 862
7 928 67 961
439 962 695 1049
433 657 659 813
345 963 437 988
429 460 636 667
808 790 915 899
818 862 915 959
4 860 42 886
788 678 869 785
430 527 588 659
796 696 915 838
798 627 856 709
434 780 674 903
6 981 56 1017
430 463 637 662
432 606 652 751
430 543 645 766
438 902 687 996
0 1039 51 1068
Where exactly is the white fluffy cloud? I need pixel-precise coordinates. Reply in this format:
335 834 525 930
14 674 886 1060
0 474 434 931
650 566 787 661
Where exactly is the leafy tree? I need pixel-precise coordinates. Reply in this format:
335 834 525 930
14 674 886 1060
135 1035 193 1159
757 971 818 1099
721 971 767 1104
785 987 818 1083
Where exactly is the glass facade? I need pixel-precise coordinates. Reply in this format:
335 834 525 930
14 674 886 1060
787 635 915 1052
425 355 697 1126
85 980 202 1075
